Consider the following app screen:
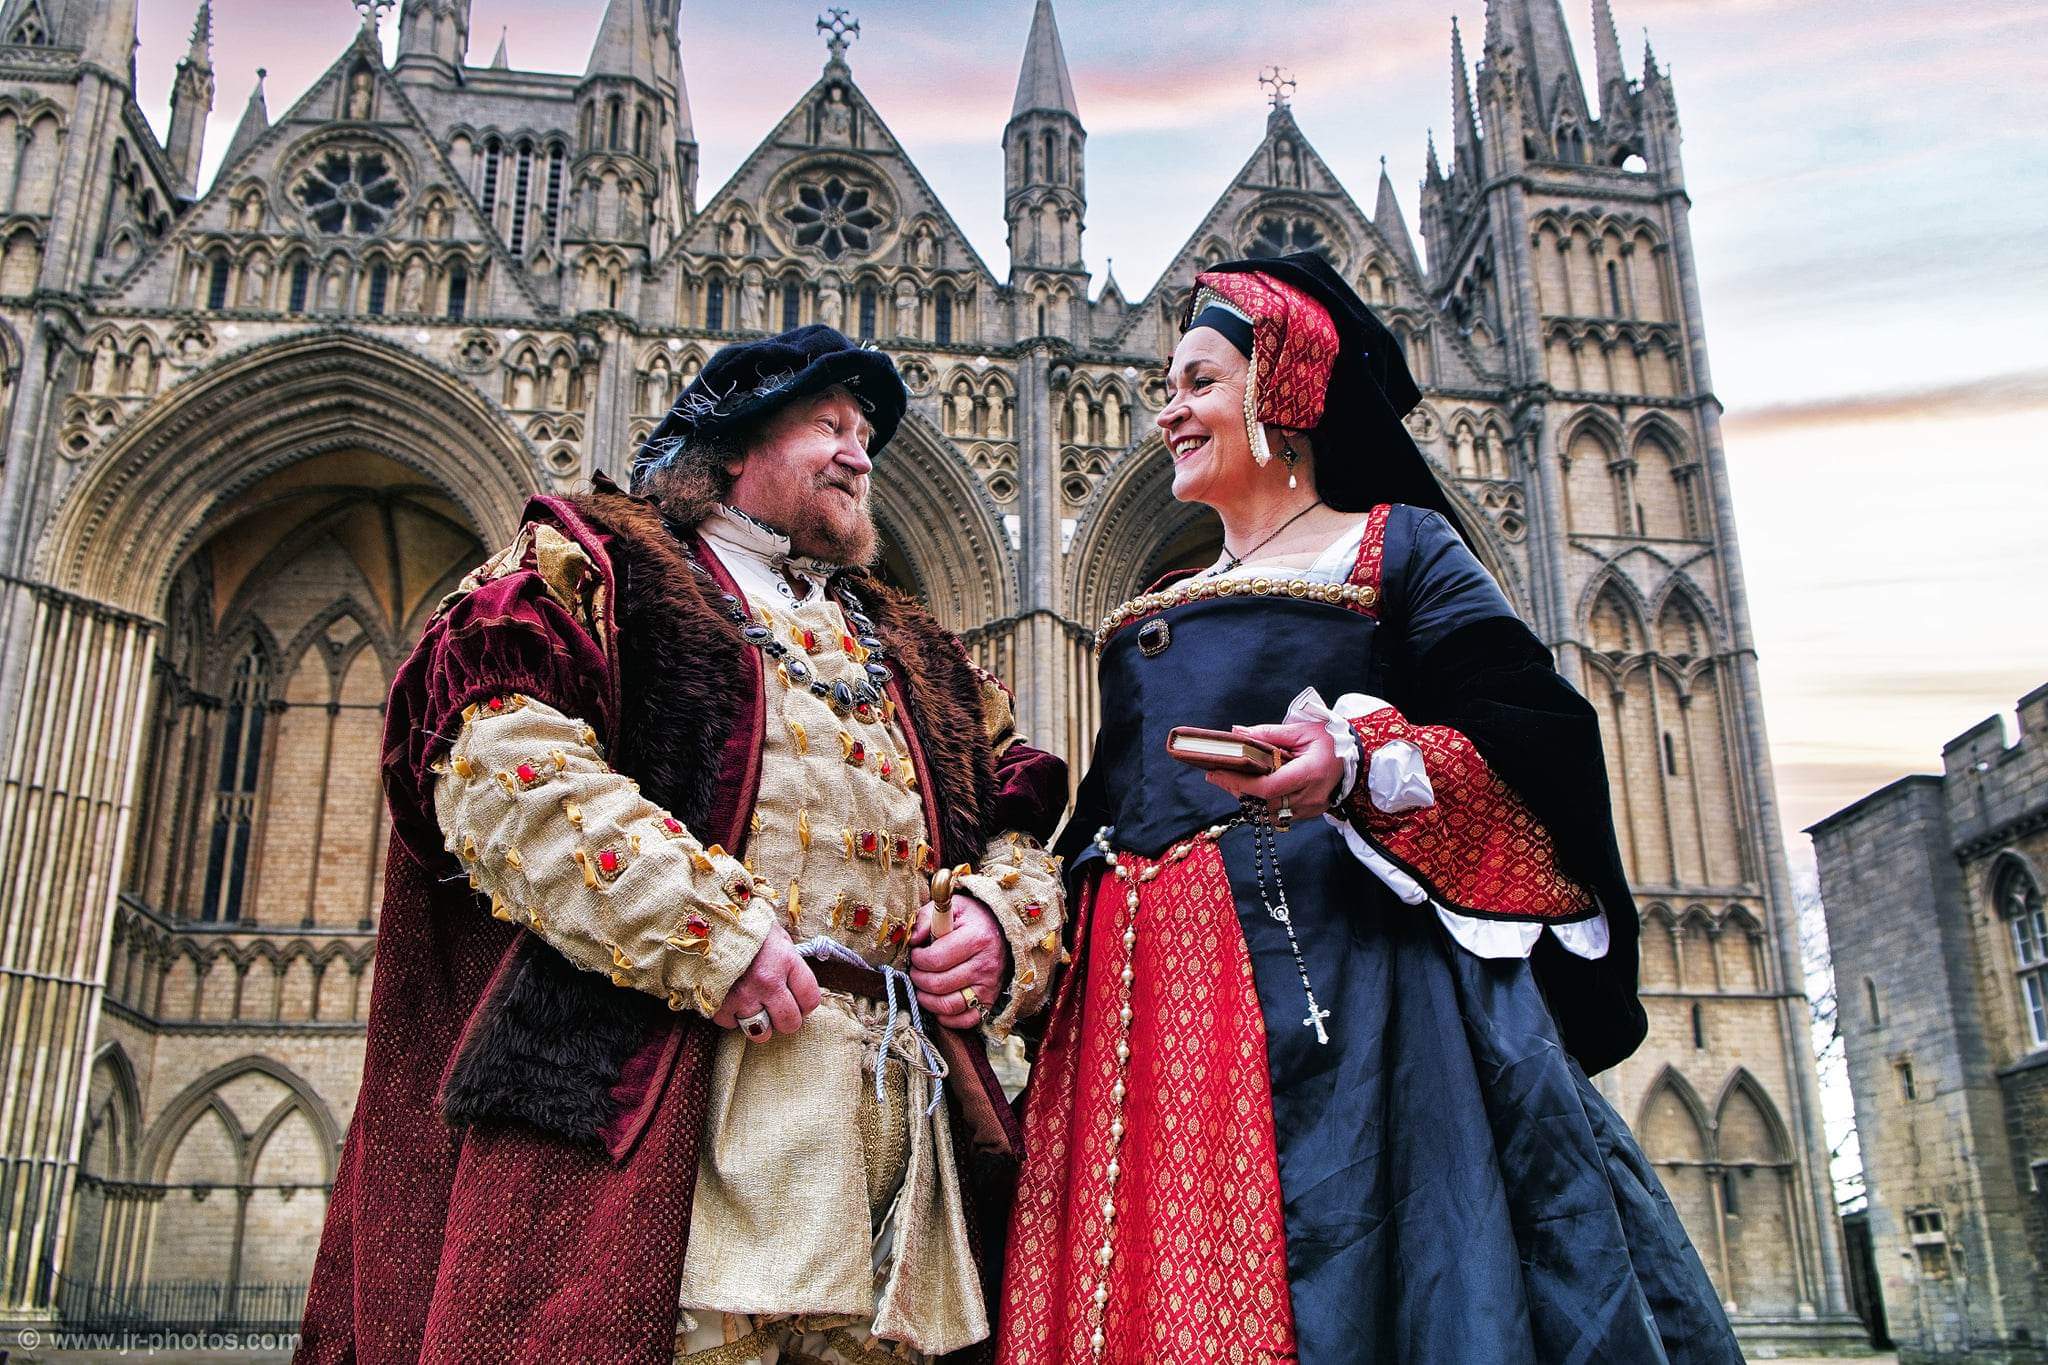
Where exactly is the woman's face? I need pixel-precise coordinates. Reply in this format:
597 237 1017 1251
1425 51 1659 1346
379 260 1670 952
1158 327 1255 509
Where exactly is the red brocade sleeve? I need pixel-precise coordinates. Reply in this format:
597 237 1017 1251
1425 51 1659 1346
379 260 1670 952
1340 703 1597 923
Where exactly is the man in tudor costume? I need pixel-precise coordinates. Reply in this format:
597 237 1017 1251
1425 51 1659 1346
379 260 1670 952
298 326 1068 1364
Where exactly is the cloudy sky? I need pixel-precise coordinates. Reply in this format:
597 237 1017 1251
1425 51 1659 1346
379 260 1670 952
132 0 2047 875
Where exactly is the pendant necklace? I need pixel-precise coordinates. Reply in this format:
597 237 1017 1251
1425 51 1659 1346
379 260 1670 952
1217 499 1324 573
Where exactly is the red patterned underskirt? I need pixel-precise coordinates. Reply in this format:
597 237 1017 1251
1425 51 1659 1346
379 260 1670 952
998 840 1298 1364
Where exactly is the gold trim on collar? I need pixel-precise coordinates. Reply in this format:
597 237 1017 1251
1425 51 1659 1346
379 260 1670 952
1094 576 1379 656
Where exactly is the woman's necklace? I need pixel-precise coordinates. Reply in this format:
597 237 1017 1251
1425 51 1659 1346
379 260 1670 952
1217 499 1325 573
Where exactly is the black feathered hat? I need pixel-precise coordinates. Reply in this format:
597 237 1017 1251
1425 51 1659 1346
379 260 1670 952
1191 252 1466 535
632 324 908 487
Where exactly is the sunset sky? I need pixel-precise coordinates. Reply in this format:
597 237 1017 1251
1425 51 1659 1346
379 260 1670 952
131 0 2047 878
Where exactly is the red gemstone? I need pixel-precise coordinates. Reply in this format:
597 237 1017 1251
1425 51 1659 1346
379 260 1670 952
855 703 875 723
847 741 866 764
662 816 683 834
921 847 939 873
850 903 873 929
886 924 908 946
731 880 752 902
841 634 857 655
859 831 879 855
515 762 539 785
684 913 711 937
597 848 620 875
893 836 912 862
801 629 817 650
1022 901 1044 922
489 696 505 712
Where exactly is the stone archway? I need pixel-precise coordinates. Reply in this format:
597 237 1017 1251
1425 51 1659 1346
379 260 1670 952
1065 434 1216 634
41 328 534 615
0 330 532 1312
866 409 1013 633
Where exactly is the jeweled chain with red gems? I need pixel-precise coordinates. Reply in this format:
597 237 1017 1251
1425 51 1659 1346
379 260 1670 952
678 541 896 716
1081 805 1328 1359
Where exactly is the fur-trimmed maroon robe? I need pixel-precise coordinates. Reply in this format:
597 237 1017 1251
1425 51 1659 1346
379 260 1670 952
297 482 1067 1364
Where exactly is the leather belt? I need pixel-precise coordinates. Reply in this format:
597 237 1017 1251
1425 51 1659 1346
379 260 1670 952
809 956 890 1002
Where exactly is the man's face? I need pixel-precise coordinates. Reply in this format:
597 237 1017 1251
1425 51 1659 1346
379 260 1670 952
726 386 877 564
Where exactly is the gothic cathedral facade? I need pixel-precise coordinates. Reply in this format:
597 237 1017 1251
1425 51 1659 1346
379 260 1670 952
0 0 1864 1348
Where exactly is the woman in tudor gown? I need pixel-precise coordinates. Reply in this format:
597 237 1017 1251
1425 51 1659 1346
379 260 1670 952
995 254 1741 1364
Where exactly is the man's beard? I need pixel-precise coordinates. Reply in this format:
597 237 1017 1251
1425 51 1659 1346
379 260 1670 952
789 473 877 566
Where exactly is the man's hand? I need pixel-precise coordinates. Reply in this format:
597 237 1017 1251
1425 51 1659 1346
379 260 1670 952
711 923 821 1041
909 894 1008 1030
1205 719 1346 821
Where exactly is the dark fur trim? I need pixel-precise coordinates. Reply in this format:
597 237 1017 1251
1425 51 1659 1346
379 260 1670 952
440 936 664 1145
441 487 1000 1142
837 569 998 866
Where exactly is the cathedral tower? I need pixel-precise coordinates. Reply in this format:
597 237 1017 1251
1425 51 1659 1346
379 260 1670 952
1003 0 1085 300
570 0 688 269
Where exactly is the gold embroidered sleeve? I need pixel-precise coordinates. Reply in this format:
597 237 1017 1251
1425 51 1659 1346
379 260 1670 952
956 832 1065 1037
432 693 775 1016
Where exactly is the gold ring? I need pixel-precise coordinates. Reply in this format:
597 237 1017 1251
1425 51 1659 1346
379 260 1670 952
960 986 983 1015
1274 800 1294 832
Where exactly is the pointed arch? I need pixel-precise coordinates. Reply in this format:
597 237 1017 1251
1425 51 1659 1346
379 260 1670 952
1636 1064 1711 1162
40 330 534 614
866 410 1012 630
140 1056 341 1185
1712 1069 1790 1165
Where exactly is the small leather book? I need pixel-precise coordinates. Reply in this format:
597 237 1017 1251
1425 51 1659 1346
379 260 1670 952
1165 726 1283 775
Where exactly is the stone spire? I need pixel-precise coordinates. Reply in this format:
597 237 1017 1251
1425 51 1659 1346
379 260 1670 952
1591 0 1626 107
1424 128 1442 183
489 25 507 68
164 0 214 195
220 67 268 172
1486 0 1589 126
1374 156 1420 274
1010 0 1078 120
1450 16 1478 175
585 0 662 89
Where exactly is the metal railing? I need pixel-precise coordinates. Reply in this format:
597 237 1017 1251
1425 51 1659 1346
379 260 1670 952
55 1275 307 1334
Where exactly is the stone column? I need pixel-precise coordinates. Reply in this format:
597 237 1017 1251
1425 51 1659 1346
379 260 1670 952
0 589 156 1316
1014 345 1060 748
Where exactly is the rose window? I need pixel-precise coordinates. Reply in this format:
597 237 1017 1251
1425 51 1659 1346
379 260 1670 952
294 149 403 235
1249 214 1330 264
782 176 885 261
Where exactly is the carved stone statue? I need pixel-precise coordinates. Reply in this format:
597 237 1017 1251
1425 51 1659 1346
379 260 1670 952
241 254 270 307
821 87 852 145
892 278 918 337
547 352 572 408
399 259 427 313
911 226 935 269
725 216 748 256
817 276 844 330
321 262 346 311
1276 139 1301 187
347 70 374 121
738 267 767 332
88 336 117 394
